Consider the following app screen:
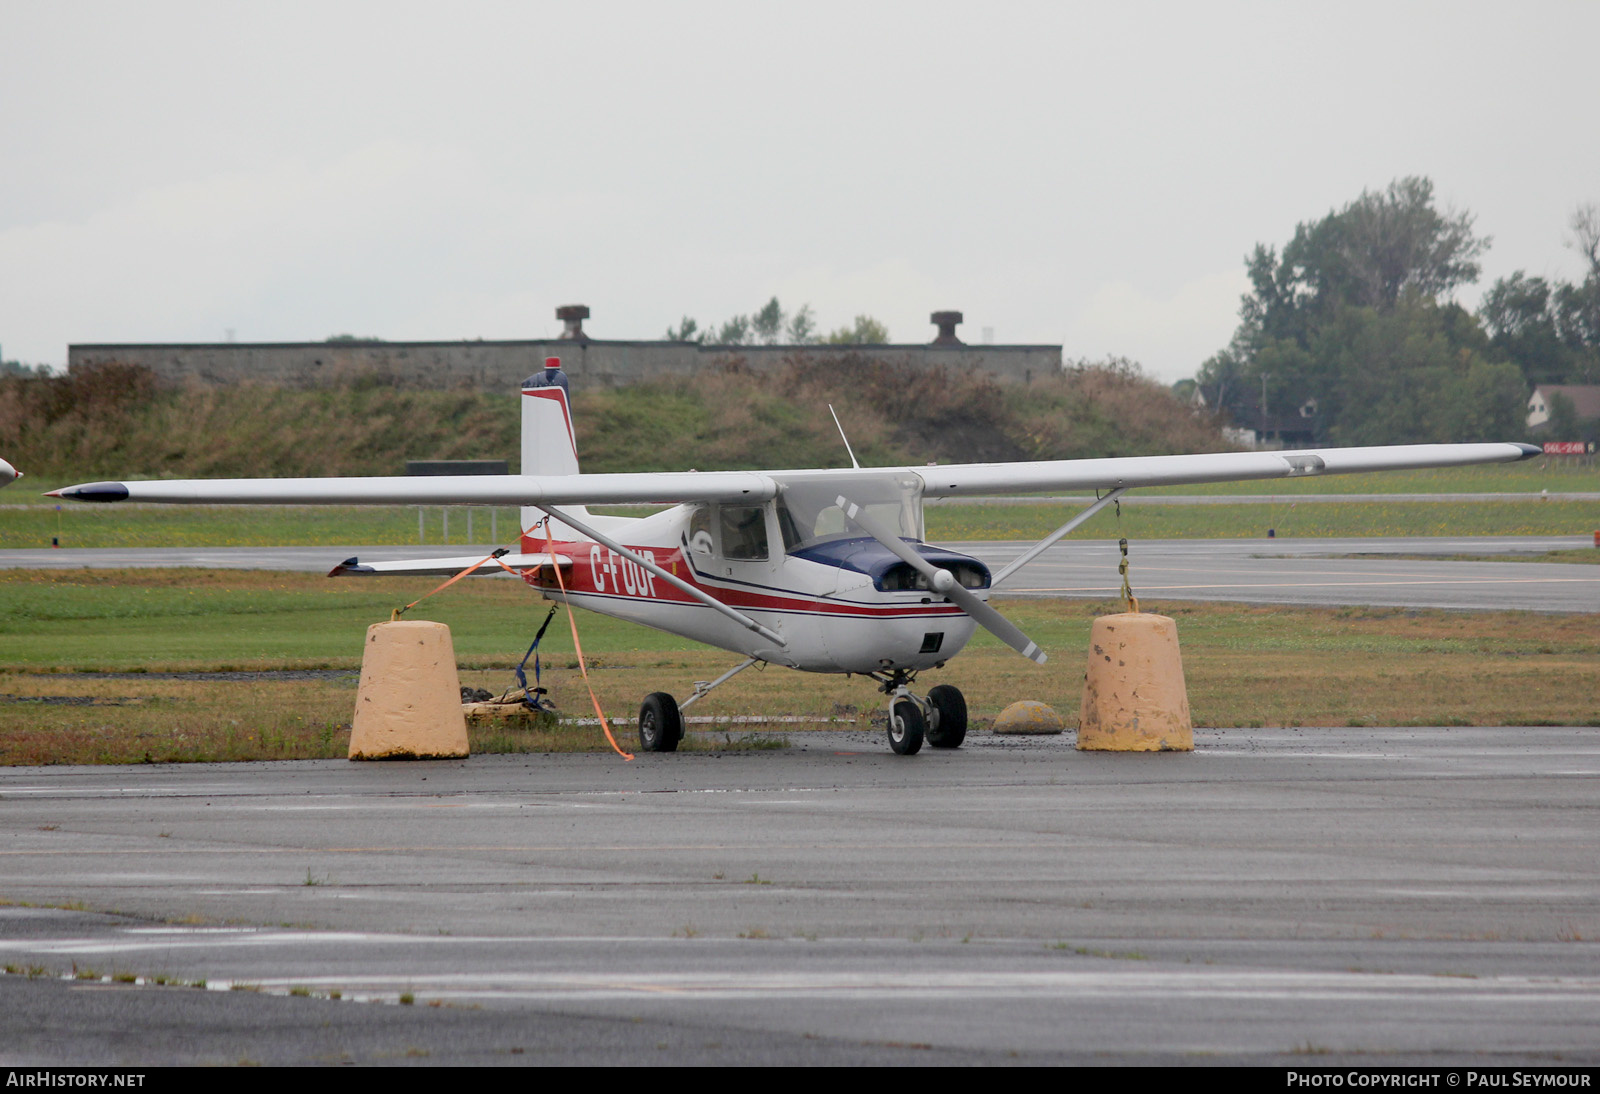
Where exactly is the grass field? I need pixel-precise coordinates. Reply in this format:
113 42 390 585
925 500 1600 540
1 568 1596 764
5 497 1600 551
0 499 496 550
3 459 1596 764
1127 460 1599 495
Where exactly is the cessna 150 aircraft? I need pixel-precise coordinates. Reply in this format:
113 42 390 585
52 358 1539 755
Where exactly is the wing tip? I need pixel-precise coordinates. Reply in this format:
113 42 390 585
1514 443 1543 461
328 557 376 577
51 482 129 503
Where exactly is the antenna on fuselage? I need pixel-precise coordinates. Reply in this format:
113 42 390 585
827 404 861 470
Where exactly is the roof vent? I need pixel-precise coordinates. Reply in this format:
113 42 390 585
556 304 590 341
930 310 964 346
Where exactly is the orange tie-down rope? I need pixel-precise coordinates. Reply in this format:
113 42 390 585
389 530 633 760
391 549 514 621
543 519 632 760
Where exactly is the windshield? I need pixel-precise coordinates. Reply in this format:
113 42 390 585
775 473 924 553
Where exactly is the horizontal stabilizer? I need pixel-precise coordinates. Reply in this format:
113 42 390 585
328 552 571 578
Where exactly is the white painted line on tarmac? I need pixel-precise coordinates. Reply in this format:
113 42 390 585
1017 575 1600 592
124 968 1600 1004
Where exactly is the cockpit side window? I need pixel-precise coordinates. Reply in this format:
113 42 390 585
776 502 805 554
719 505 769 561
687 504 715 557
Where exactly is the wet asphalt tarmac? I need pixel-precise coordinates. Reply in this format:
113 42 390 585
2 727 1598 1066
1 533 1596 1064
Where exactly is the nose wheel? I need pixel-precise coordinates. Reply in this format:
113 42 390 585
925 684 968 749
876 672 967 755
888 698 925 755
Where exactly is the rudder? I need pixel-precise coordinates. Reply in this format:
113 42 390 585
520 356 590 539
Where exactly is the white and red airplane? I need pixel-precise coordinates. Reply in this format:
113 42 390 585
0 458 20 487
51 358 1539 755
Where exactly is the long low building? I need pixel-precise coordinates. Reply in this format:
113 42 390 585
69 306 1063 390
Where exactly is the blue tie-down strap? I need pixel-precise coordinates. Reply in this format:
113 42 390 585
512 606 560 713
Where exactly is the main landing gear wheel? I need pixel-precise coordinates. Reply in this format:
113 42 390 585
888 698 925 756
926 684 968 749
638 692 683 753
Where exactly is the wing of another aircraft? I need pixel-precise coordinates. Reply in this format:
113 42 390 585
327 551 571 578
51 442 1540 507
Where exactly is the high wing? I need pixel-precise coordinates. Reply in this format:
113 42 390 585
51 443 1540 506
905 443 1541 497
49 471 778 505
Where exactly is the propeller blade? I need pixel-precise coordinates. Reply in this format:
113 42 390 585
836 495 1047 664
936 578 1048 664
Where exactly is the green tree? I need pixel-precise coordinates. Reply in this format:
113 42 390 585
1568 203 1600 278
1246 178 1485 335
1478 204 1600 386
1555 207 1600 381
1480 273 1568 384
664 316 702 342
786 304 817 344
1313 298 1521 445
668 300 830 346
751 297 785 345
1197 177 1505 443
1553 280 1600 383
825 315 890 345
715 316 751 345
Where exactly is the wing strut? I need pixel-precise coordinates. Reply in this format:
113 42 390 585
836 494 1047 665
534 504 788 648
990 487 1129 588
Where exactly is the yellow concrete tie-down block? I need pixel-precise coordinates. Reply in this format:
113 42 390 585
349 620 470 760
1078 612 1193 752
993 700 1066 735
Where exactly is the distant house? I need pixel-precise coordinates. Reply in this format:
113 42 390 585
1526 385 1600 431
1192 384 1320 449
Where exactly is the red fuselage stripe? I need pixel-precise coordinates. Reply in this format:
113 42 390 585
518 536 966 619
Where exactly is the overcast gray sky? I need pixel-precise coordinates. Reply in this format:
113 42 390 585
3 1 1596 382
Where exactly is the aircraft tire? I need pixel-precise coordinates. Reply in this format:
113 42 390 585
638 692 683 753
887 698 925 756
925 685 967 749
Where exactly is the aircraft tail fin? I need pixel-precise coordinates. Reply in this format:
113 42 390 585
520 357 591 539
